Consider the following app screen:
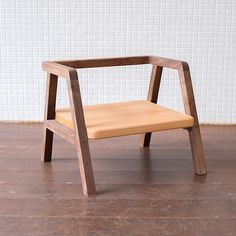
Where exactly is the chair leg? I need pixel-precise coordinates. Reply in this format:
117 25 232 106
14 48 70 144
177 63 207 175
139 132 152 147
188 126 207 175
75 137 96 196
41 127 54 162
66 71 96 196
140 66 163 148
41 73 58 162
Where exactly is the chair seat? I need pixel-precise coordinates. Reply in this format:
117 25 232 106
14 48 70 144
55 100 194 139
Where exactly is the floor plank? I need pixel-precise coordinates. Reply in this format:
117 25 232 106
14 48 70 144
0 124 236 235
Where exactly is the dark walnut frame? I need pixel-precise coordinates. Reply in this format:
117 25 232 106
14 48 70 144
41 56 207 197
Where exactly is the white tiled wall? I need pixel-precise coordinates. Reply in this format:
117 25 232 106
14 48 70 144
0 0 235 124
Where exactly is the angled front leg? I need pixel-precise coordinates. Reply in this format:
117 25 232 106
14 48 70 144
41 73 58 162
140 65 163 147
66 70 96 196
178 63 207 175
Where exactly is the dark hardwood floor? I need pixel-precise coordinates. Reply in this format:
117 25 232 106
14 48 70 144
0 124 236 235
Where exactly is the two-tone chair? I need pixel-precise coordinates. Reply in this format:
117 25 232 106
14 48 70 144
41 56 207 196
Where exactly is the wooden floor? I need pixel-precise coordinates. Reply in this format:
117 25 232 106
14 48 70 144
0 124 236 236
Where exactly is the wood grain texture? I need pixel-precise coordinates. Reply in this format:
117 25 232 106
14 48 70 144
56 56 149 69
178 64 207 175
56 100 194 139
149 55 185 69
55 55 186 70
66 70 96 196
41 73 58 162
140 65 163 147
42 62 72 78
0 124 235 236
46 120 75 144
41 55 207 197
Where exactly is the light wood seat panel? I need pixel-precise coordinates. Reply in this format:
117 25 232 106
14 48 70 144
55 100 194 139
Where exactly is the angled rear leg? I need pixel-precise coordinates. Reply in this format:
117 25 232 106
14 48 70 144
140 66 163 147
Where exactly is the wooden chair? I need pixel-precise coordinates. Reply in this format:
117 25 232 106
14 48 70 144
41 56 207 197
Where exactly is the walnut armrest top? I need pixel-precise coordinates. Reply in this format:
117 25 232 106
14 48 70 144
42 56 189 78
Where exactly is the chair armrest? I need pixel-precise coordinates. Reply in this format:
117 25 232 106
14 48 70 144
55 56 150 69
43 56 189 73
149 56 189 71
42 61 76 78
